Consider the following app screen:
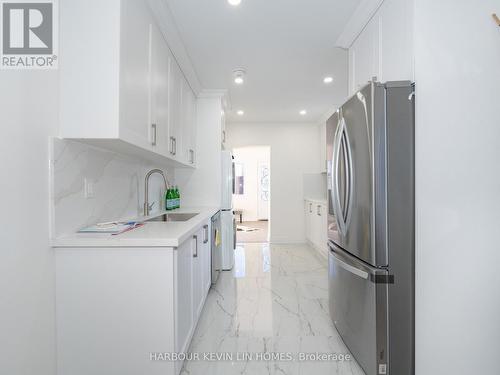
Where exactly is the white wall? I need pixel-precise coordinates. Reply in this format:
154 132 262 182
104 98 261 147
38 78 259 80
414 1 500 374
0 72 58 374
232 146 270 222
226 123 321 243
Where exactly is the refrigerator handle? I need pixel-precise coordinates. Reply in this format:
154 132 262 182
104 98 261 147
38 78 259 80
331 248 369 280
333 117 346 235
343 123 354 231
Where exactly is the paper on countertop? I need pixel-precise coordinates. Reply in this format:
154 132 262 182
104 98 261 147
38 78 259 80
78 222 137 234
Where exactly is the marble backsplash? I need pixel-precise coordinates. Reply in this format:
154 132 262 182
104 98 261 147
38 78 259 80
50 138 175 237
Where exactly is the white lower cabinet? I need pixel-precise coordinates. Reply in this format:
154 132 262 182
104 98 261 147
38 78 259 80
305 199 328 258
56 220 212 375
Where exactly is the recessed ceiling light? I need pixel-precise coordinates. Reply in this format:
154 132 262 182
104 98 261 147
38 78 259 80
299 110 307 116
228 0 241 6
233 69 246 85
237 110 244 116
323 76 334 84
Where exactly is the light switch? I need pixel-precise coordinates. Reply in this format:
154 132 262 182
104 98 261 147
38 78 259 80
84 178 95 199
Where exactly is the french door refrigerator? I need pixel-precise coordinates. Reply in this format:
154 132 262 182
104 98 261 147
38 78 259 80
327 81 415 375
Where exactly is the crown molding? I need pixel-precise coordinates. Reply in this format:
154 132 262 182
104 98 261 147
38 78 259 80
335 0 385 49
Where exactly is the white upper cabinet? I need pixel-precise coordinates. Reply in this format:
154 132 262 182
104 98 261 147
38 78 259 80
168 57 183 160
221 110 227 146
119 0 153 150
348 0 414 95
150 22 170 156
181 77 197 166
59 0 196 168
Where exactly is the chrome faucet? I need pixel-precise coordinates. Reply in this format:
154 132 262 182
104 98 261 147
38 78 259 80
144 169 170 216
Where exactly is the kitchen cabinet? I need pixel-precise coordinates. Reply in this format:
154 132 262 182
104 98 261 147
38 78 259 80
168 57 183 160
190 223 211 323
55 218 213 375
305 199 328 259
181 77 197 166
59 0 196 168
348 0 414 95
119 0 153 150
150 21 170 156
221 110 227 146
174 237 194 357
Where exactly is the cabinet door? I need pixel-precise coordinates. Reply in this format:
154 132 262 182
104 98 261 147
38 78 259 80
150 22 169 156
201 222 211 294
221 110 227 145
168 57 183 159
192 230 203 321
305 201 312 242
311 204 322 249
119 0 152 150
320 203 328 252
175 239 193 353
182 78 197 166
313 204 326 251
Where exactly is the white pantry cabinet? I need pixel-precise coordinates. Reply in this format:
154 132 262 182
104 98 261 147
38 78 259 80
55 221 212 375
59 0 196 168
305 199 328 259
348 0 414 95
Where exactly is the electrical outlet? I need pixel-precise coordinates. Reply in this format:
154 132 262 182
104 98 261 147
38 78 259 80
84 178 95 199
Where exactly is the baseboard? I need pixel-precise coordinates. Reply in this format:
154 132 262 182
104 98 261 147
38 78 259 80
269 237 305 244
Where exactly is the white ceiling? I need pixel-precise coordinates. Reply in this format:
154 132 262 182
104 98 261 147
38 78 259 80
164 0 360 123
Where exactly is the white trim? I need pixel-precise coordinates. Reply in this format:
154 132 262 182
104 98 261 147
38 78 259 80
147 0 203 95
335 0 385 49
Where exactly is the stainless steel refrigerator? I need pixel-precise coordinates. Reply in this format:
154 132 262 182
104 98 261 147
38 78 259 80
327 81 415 375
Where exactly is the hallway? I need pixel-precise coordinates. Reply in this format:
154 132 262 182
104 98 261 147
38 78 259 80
181 243 364 375
236 221 269 243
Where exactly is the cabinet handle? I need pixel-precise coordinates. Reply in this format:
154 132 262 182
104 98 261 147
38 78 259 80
309 203 312 213
151 124 157 146
317 205 321 216
173 137 177 155
193 235 198 258
222 130 226 143
203 225 209 244
189 149 195 164
169 137 174 155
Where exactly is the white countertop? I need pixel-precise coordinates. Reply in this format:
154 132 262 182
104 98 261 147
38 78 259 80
51 206 220 248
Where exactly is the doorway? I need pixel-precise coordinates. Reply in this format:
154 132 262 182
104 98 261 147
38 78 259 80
232 146 270 243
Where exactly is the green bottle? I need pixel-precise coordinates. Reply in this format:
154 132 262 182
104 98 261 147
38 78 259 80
176 186 181 209
166 188 173 211
172 186 178 209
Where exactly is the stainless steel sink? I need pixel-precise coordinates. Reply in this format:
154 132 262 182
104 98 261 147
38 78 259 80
145 213 199 222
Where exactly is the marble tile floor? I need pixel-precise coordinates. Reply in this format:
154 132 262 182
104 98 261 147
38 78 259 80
181 242 365 375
